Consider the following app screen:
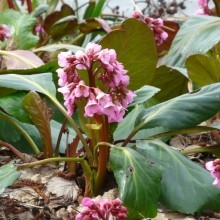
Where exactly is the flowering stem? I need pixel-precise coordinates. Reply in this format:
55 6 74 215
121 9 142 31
0 114 40 154
94 116 110 194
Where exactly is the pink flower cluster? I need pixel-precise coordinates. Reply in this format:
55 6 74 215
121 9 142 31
76 197 128 220
0 24 10 42
206 159 220 187
132 11 168 46
195 0 212 15
57 43 135 122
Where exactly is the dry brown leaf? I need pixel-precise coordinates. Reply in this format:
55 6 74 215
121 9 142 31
47 176 79 201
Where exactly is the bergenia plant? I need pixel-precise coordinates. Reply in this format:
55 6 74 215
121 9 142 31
56 42 135 194
3 1 220 219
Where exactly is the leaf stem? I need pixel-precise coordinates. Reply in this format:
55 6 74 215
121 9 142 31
181 146 220 155
16 156 85 170
51 98 93 164
0 114 40 154
0 50 37 68
121 129 138 147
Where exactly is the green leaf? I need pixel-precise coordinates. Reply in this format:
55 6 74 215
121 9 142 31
0 163 21 195
32 4 49 17
110 146 161 218
0 91 31 123
149 65 189 101
130 85 160 107
100 18 157 91
91 0 105 17
23 91 53 158
0 9 38 49
135 83 220 132
165 15 220 67
50 15 77 40
186 54 220 86
0 60 58 75
0 73 56 97
114 104 168 144
43 4 76 40
136 140 220 214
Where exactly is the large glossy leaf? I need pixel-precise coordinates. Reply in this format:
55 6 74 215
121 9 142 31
149 65 189 101
186 54 220 86
0 9 38 49
165 15 220 67
0 73 56 97
0 163 21 195
135 83 220 133
0 91 31 123
136 140 220 214
99 18 157 91
110 146 161 218
23 91 53 158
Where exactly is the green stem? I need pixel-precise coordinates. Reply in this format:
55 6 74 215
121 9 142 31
70 33 85 45
50 98 93 164
74 0 79 20
17 156 86 170
0 114 40 154
181 147 220 155
0 50 37 68
121 129 138 147
93 142 116 165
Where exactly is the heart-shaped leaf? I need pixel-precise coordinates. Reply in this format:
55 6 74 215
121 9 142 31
100 18 157 91
165 15 220 67
0 163 21 195
110 146 161 218
136 140 220 214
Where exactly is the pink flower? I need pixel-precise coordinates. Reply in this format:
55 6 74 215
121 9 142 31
86 42 102 59
75 81 90 98
56 68 67 86
197 0 209 7
132 12 168 47
76 197 128 220
57 42 134 121
85 99 102 117
0 24 10 42
205 159 220 188
58 51 72 67
195 0 212 15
